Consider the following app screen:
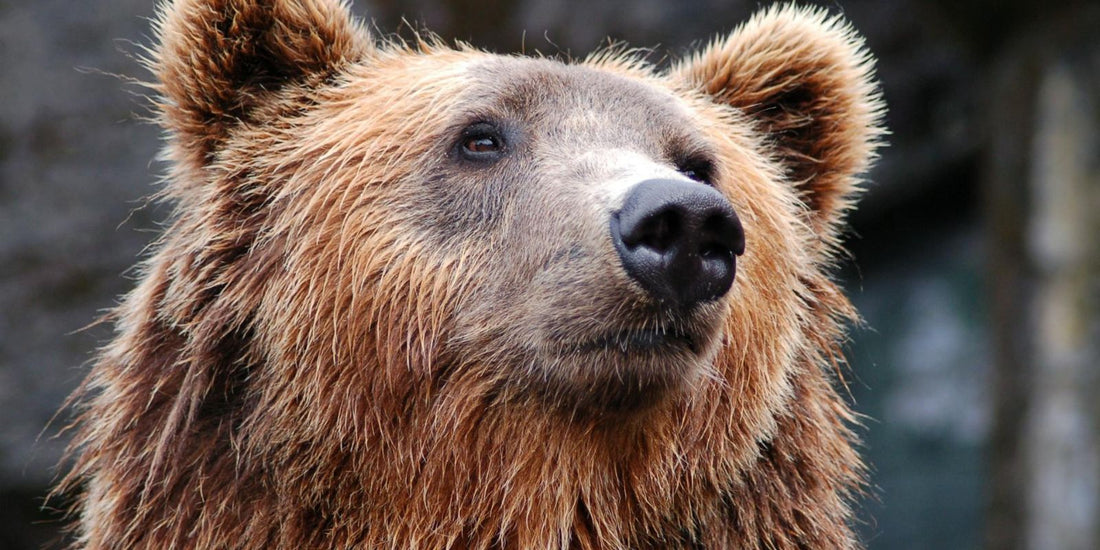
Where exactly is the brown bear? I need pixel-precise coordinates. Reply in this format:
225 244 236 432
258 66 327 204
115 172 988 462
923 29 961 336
57 0 884 548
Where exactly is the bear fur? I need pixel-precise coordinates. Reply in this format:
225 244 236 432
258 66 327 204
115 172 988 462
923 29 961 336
58 0 884 548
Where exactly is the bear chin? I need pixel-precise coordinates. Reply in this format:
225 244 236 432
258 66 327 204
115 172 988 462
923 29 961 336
528 311 726 415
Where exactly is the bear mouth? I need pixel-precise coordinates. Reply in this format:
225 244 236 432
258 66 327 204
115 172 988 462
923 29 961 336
562 328 699 355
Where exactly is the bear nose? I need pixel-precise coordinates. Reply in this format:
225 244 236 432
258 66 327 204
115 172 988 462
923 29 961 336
610 178 745 309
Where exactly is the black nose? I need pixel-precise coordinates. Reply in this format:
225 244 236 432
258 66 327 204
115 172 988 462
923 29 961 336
610 178 745 309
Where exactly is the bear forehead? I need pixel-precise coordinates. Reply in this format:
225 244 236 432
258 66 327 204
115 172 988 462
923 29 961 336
454 56 709 147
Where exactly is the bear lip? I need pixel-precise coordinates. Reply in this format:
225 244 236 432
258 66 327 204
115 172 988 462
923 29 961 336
561 327 698 355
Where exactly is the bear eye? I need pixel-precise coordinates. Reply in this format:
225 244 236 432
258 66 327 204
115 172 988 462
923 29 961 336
458 122 507 162
677 157 715 185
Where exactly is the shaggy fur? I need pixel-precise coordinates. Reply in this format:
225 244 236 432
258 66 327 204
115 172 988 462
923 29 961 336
58 1 884 548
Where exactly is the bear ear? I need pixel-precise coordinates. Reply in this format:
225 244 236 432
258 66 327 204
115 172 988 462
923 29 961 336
670 5 885 244
152 0 371 160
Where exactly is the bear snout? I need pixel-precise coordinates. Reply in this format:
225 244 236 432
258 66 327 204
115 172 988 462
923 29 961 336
610 178 745 309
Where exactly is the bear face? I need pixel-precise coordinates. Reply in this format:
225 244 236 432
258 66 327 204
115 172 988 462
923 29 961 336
407 58 752 414
59 1 884 548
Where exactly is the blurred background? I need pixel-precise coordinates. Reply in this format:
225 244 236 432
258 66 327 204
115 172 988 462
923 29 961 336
1 0 1097 548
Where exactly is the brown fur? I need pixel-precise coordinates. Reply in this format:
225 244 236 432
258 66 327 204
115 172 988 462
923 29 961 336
57 1 884 548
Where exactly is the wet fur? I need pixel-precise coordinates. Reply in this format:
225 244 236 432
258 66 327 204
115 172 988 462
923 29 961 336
57 1 884 548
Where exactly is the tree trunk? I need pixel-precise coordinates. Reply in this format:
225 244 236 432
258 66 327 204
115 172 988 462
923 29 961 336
985 12 1100 550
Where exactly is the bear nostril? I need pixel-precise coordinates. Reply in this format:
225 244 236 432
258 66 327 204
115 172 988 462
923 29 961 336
700 212 746 258
612 178 744 309
699 243 727 260
629 208 682 253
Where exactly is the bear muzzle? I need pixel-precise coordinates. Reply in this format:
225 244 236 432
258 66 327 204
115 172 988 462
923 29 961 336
610 178 745 310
